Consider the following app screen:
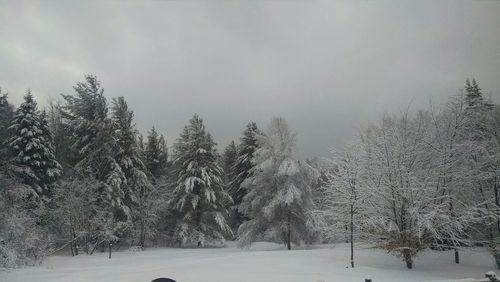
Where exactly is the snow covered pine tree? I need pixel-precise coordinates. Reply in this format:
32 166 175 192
8 90 61 201
230 122 260 229
111 96 152 248
170 114 232 247
145 126 169 179
62 75 128 253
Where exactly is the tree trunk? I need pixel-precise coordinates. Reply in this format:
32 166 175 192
70 240 75 256
286 229 291 250
454 248 459 264
84 234 89 254
403 249 413 269
70 224 78 256
495 173 500 232
139 219 146 248
350 204 354 268
108 242 112 259
286 210 291 250
74 237 78 256
70 228 75 256
89 240 100 255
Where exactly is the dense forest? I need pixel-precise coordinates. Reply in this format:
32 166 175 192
0 75 499 270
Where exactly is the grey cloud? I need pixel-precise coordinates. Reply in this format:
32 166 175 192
0 0 499 158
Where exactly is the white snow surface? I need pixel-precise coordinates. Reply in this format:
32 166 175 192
0 242 494 282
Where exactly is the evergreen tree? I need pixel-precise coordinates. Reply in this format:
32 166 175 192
158 134 169 173
111 96 149 202
238 117 317 250
62 75 127 249
46 101 74 172
62 75 126 209
145 127 160 177
145 127 168 178
137 133 145 154
170 114 232 246
0 89 14 160
61 75 109 164
8 90 61 200
0 89 13 143
222 141 238 186
465 78 484 108
460 79 500 263
111 96 152 247
230 122 260 227
222 140 240 232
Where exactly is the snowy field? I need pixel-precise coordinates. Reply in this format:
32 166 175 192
0 242 495 282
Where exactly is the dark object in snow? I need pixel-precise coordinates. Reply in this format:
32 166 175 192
486 271 498 282
151 278 176 282
364 278 372 282
109 242 113 259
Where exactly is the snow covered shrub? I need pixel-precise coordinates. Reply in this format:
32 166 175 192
0 241 17 268
0 206 54 267
0 163 54 268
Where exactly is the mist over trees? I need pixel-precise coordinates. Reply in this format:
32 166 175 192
0 75 499 271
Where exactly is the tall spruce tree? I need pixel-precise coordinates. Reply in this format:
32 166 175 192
222 141 238 186
62 75 125 208
0 89 14 160
8 90 61 200
460 79 499 263
158 134 169 171
465 78 484 108
0 89 13 141
111 97 149 203
62 75 127 250
170 114 232 246
145 127 168 178
61 75 109 164
230 122 260 228
46 101 74 172
232 122 260 200
222 140 239 232
111 96 152 247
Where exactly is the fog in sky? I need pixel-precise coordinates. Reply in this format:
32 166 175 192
1 0 499 158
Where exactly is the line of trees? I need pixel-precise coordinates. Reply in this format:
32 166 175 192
316 79 500 269
0 75 316 268
0 75 498 271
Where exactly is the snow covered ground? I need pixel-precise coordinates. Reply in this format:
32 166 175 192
0 242 495 282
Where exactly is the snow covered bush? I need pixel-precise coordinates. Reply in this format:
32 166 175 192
0 168 54 268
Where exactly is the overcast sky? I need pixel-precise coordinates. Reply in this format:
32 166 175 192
1 0 499 158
